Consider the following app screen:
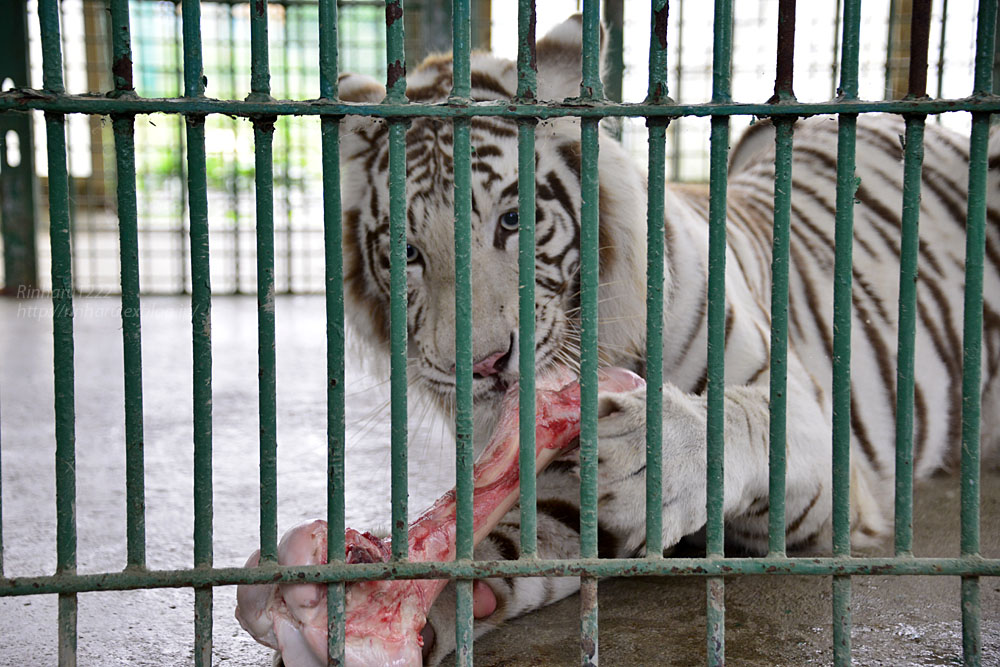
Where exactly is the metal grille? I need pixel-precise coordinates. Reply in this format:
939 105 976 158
1 1 999 666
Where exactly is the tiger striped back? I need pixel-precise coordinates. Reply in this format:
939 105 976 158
335 15 1000 664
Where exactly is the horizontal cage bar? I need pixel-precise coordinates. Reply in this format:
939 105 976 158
3 556 999 597
2 93 999 118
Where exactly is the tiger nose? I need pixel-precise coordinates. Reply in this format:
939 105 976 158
471 334 514 378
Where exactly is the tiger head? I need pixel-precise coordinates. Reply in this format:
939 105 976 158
339 16 649 443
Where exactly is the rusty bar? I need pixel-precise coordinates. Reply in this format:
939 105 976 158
908 0 932 97
774 0 797 100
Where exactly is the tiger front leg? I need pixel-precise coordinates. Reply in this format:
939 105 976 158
420 500 592 666
594 380 836 555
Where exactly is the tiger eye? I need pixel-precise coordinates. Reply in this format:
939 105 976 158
406 244 420 262
499 211 519 231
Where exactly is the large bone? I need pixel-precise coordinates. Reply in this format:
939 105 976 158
236 367 645 666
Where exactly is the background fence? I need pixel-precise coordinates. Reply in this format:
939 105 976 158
0 0 986 295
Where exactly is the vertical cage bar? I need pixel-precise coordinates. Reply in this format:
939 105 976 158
451 0 475 661
832 1 861 664
768 117 793 556
705 0 733 664
182 1 214 663
110 0 147 569
645 0 669 559
251 0 279 568
579 116 601 667
767 0 796 557
385 1 406 103
961 2 996 663
893 0 931 559
319 0 347 661
251 0 271 97
517 0 539 560
894 116 924 557
706 0 732 559
579 3 603 662
254 117 278 561
38 1 77 663
385 0 409 559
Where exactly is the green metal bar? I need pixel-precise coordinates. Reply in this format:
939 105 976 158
706 1 733 662
647 0 670 104
250 0 271 98
388 119 409 560
516 0 538 559
579 4 604 661
254 117 279 562
767 0 796 556
110 0 146 570
960 3 996 663
706 0 732 560
580 0 603 101
385 0 406 103
893 122 924 558
384 0 409 563
644 0 670 562
579 114 601 666
49 70 79 667
831 1 861 664
578 90 603 667
995 5 1000 96
768 117 794 556
894 0 932 559
645 117 666 559
250 0 278 568
7 555 998 597
319 0 346 662
182 1 214 664
451 0 474 662
38 0 77 663
39 0 64 94
5 93 1000 118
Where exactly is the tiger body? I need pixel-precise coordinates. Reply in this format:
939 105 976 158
338 17 1000 663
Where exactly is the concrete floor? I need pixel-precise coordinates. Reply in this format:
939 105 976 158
1 295 997 666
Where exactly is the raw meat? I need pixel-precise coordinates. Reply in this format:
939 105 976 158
236 367 644 666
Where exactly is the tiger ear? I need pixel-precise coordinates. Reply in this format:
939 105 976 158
338 73 386 161
536 14 606 101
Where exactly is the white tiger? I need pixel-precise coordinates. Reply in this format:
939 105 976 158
335 15 1000 664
